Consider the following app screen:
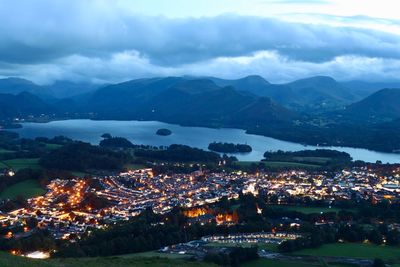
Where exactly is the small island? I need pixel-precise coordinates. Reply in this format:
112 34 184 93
156 128 172 136
208 142 252 153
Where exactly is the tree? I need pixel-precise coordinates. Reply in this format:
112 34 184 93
373 258 385 267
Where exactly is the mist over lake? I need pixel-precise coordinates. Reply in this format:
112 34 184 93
12 119 400 163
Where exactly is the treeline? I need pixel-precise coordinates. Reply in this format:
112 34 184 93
135 144 221 162
208 142 252 153
0 229 56 253
248 121 400 154
99 136 134 149
40 142 131 171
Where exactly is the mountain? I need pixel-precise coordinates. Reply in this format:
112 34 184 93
0 78 44 95
83 77 298 126
0 78 101 100
343 88 400 122
210 75 359 112
43 81 101 98
284 76 357 110
0 92 54 119
341 80 400 98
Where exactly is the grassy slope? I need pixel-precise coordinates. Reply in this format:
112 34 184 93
2 158 41 171
0 252 216 267
0 148 14 154
242 258 353 267
294 243 400 260
269 205 345 214
0 179 46 199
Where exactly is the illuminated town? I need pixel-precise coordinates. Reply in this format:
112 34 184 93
1 166 399 242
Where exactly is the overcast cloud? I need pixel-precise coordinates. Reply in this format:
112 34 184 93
0 0 400 84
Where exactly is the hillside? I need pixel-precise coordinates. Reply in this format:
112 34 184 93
0 252 214 267
285 76 357 110
0 92 54 119
84 77 298 126
211 75 359 111
344 88 400 122
0 78 44 95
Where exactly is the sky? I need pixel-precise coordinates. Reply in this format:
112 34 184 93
0 0 400 84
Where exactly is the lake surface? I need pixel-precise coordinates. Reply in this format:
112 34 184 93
12 119 400 163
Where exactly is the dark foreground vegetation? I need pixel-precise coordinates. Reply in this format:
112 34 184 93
208 142 252 153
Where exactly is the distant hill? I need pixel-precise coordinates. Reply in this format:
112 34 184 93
284 76 357 110
0 77 101 99
43 80 101 98
83 77 298 126
344 88 400 122
0 78 44 95
210 75 359 112
0 92 54 119
341 80 400 98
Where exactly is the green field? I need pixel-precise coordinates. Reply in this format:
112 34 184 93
121 251 189 259
0 148 14 154
236 161 321 169
0 179 46 199
2 158 41 171
291 156 330 164
270 205 345 214
242 258 353 267
0 252 216 267
294 243 400 261
0 161 8 168
44 143 63 150
124 163 147 170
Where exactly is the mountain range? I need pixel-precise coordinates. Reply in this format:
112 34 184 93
0 75 400 152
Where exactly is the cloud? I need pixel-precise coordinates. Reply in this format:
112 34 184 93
0 0 400 83
4 50 400 85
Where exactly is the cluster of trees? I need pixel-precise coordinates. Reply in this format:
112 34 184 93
135 144 221 163
156 128 172 136
208 142 252 153
99 136 134 149
40 142 132 171
204 247 258 267
0 230 56 253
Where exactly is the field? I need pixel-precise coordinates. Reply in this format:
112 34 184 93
0 148 14 154
0 161 8 168
269 205 345 214
235 161 321 169
124 163 147 170
242 258 353 267
0 252 216 267
0 179 46 199
120 251 189 259
294 243 400 261
44 143 63 150
2 158 41 171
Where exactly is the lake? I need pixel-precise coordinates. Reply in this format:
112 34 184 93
12 119 400 163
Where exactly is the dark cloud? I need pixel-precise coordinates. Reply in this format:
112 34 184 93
0 0 400 83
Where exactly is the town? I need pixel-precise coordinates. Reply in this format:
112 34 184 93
2 165 400 241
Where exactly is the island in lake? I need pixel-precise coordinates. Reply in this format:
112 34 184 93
208 142 252 153
156 128 172 136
